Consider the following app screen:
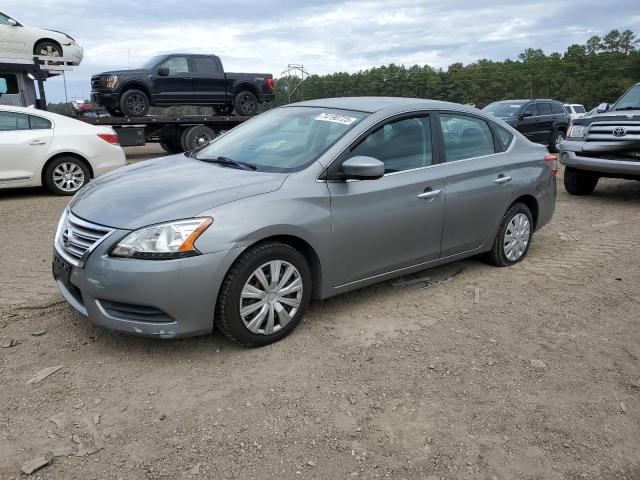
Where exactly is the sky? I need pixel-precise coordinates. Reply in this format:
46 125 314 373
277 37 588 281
3 0 640 102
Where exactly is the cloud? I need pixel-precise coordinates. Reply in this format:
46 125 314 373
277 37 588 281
3 0 639 101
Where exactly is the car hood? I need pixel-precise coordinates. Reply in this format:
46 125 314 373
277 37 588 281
574 110 640 125
69 155 287 230
97 69 148 77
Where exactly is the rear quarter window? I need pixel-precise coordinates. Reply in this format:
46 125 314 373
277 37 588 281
29 115 52 129
493 124 514 149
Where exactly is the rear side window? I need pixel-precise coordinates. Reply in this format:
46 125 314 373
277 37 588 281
29 115 52 129
439 114 496 161
551 103 566 114
494 124 514 149
351 116 432 173
0 111 30 131
538 103 552 115
193 57 220 74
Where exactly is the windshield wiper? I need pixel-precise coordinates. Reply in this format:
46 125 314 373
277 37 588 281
194 155 257 171
612 106 640 111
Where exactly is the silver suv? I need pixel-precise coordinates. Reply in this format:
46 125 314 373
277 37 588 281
53 97 556 346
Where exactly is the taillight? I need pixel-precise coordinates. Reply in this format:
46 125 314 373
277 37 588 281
544 154 558 176
265 78 275 90
97 133 119 145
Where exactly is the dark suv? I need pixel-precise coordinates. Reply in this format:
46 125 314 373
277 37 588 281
483 99 570 153
91 54 275 117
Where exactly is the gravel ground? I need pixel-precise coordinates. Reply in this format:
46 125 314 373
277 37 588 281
0 147 639 479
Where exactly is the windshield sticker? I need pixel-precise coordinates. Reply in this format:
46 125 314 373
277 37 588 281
315 113 358 125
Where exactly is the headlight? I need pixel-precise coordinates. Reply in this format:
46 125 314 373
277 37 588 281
111 218 213 259
569 125 588 138
105 76 118 89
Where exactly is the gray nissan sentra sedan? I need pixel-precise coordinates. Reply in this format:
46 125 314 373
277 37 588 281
53 97 556 346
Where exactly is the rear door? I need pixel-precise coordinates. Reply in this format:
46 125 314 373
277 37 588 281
327 114 446 287
191 56 227 104
151 55 194 104
438 112 515 257
536 102 555 144
0 110 53 185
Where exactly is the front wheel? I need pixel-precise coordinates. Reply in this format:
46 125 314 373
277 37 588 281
233 91 258 116
215 242 312 347
548 130 565 153
119 89 150 117
43 156 90 196
487 203 533 267
34 40 62 58
564 167 598 195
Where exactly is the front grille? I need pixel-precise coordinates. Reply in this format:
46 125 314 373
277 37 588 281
55 210 114 267
585 122 640 142
90 76 101 90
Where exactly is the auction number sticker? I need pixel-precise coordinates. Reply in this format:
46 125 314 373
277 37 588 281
315 113 358 125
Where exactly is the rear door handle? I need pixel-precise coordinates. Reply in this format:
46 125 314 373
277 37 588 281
417 188 442 200
494 176 512 185
29 140 46 146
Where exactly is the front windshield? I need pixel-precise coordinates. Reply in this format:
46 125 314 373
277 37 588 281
483 102 524 118
139 55 165 69
195 107 368 172
612 84 640 111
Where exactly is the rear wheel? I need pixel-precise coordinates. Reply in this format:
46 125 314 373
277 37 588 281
548 129 565 153
564 167 598 195
234 91 258 116
487 203 533 267
119 89 150 117
180 125 216 152
43 156 90 196
215 242 312 347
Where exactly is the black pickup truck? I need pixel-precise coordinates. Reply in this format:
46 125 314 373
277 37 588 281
482 99 571 153
91 54 275 117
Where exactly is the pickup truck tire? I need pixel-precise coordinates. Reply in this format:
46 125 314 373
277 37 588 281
120 89 150 117
564 167 599 195
214 105 234 115
234 91 258 116
548 129 566 153
181 125 216 152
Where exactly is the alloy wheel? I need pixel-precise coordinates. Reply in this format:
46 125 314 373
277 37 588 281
126 94 147 115
239 95 257 114
39 45 60 57
503 213 530 261
53 162 85 192
239 260 303 335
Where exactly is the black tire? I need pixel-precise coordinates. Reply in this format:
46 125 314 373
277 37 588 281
215 242 312 347
180 125 216 152
43 156 90 196
564 167 598 195
119 89 150 117
105 106 123 117
34 40 62 58
214 105 234 115
233 91 258 116
159 140 184 154
548 129 566 153
487 203 534 267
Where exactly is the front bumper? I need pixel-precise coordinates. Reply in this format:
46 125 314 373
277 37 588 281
64 44 83 65
53 234 239 338
559 140 640 176
91 89 121 108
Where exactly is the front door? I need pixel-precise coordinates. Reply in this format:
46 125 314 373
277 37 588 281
437 112 515 257
152 55 194 105
0 13 21 53
517 103 541 142
327 115 445 287
0 111 53 184
191 56 227 104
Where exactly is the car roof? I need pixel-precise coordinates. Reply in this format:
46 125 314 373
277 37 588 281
287 96 480 114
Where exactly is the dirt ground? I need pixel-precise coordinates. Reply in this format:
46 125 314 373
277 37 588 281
1 145 639 479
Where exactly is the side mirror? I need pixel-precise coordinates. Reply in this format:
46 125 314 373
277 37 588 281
7 18 17 26
157 67 169 76
596 102 610 113
342 156 385 180
520 111 533 119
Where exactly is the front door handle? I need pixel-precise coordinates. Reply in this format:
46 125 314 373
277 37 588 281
417 188 442 200
29 140 46 146
494 175 512 185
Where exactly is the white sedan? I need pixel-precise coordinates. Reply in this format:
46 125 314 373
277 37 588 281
0 105 126 195
0 11 83 65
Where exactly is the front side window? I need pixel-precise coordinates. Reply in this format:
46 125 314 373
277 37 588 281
195 107 368 172
349 116 432 173
0 111 29 131
30 115 52 130
193 57 219 74
538 103 552 115
522 103 537 117
0 12 13 25
160 56 189 75
439 114 496 161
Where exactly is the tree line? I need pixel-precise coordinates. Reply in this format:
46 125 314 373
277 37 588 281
48 28 640 116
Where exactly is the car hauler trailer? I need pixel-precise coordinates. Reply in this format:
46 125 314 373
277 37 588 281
79 113 252 152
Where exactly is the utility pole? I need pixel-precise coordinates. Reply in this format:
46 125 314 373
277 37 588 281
280 64 309 104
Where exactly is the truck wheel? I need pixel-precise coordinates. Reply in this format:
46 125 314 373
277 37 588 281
234 91 258 116
120 89 150 117
181 125 216 152
564 167 598 195
214 105 234 115
548 130 566 153
43 156 90 196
